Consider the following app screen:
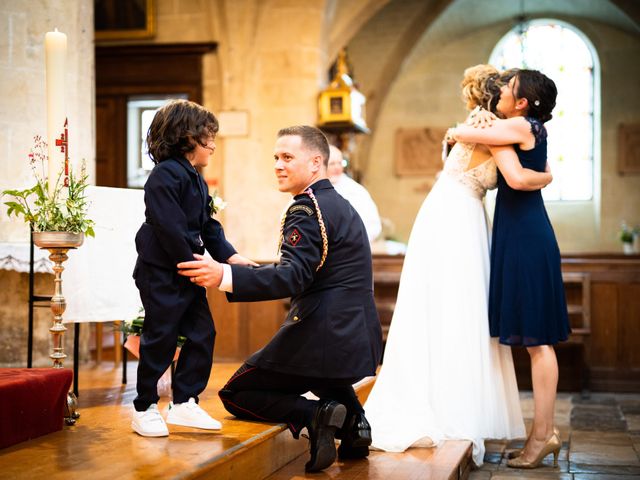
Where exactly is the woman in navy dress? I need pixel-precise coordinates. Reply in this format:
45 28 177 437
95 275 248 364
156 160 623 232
452 69 569 469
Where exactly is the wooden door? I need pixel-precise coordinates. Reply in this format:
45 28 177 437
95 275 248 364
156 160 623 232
95 43 216 187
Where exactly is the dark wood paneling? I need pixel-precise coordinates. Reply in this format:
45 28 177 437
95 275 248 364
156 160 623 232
95 96 126 187
95 43 216 187
619 283 640 368
372 253 640 392
207 286 287 362
591 283 618 367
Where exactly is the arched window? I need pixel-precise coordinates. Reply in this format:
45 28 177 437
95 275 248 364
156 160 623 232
489 20 599 201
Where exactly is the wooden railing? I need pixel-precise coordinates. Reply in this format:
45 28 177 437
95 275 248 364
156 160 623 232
371 253 640 392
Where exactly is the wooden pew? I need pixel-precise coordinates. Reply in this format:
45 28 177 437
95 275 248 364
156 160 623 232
371 253 640 393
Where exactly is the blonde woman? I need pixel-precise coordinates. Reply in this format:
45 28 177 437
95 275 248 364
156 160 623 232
363 65 550 465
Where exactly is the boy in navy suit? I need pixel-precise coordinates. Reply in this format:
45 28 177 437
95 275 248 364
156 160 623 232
131 99 255 437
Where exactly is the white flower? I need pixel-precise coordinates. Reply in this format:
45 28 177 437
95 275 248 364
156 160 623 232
210 190 227 215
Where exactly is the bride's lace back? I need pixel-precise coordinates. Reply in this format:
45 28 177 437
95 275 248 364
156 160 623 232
442 142 497 197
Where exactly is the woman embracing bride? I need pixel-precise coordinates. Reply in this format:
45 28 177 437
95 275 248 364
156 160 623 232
363 65 551 466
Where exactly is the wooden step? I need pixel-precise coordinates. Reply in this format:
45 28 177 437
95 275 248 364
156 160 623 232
266 440 472 480
0 362 471 480
267 375 472 479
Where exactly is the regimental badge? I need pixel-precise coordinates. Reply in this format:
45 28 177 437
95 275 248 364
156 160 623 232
288 228 302 246
288 204 314 216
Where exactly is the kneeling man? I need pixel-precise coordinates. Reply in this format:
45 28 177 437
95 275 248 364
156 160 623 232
178 125 382 472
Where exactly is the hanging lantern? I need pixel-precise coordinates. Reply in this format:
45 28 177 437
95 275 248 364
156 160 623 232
317 49 369 134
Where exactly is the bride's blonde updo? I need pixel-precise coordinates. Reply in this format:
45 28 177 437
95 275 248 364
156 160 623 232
460 64 500 112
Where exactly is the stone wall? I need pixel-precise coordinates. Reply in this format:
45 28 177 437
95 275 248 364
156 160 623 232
0 1 95 366
0 0 95 243
0 269 89 367
349 0 640 252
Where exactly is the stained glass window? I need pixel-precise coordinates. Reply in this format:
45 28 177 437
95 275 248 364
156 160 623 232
489 20 598 201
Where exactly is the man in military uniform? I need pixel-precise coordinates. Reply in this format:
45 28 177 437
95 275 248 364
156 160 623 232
177 125 382 472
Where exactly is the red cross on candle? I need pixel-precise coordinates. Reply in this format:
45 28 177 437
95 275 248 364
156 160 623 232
55 118 69 187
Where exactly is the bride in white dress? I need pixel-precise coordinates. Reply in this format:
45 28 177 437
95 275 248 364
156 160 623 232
363 65 552 466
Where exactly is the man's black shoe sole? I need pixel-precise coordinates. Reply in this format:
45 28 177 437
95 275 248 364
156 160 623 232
305 403 347 473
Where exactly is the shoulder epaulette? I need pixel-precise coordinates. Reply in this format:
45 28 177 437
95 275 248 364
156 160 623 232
277 188 328 271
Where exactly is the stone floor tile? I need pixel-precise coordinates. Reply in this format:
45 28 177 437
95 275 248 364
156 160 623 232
574 474 640 480
570 462 640 475
490 473 572 479
571 430 635 447
477 461 500 472
468 471 492 479
520 397 535 419
623 414 640 431
557 425 571 443
484 452 503 465
559 446 570 462
614 393 640 406
554 399 573 427
507 439 527 450
486 440 508 453
498 456 569 472
571 405 626 431
570 430 639 465
572 393 618 406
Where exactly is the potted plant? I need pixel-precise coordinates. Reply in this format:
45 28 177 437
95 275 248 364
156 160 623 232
619 221 634 255
2 136 94 246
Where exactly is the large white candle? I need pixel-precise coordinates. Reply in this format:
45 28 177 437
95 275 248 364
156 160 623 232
45 29 67 196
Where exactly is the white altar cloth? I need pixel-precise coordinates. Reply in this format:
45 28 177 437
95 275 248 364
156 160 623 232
0 242 52 273
62 186 145 323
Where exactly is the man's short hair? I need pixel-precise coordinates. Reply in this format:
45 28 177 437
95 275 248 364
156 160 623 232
277 125 330 167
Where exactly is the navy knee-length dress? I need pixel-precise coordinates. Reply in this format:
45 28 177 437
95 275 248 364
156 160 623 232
489 117 570 346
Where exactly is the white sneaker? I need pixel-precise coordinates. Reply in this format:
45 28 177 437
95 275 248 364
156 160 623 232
132 404 169 437
166 398 222 430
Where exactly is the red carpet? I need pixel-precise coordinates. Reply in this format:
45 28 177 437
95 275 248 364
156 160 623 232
0 368 72 449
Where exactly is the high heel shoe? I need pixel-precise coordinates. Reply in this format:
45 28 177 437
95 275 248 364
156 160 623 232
507 432 561 469
507 426 560 459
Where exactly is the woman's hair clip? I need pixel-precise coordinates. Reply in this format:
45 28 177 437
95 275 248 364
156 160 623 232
534 99 540 106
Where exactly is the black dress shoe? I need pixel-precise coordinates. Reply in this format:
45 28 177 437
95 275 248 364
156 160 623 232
305 400 347 473
337 412 372 459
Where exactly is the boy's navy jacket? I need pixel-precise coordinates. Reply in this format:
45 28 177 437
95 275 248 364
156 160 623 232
135 156 236 270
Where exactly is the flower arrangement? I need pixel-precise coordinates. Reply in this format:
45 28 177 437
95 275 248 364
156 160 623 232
209 190 227 216
2 136 95 236
619 221 639 255
619 221 635 244
121 310 186 348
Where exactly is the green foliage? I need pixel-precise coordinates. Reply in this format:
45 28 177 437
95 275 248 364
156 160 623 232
619 222 635 243
122 311 186 347
2 137 95 236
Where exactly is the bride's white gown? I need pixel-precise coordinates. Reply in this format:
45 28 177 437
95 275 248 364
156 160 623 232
364 142 525 466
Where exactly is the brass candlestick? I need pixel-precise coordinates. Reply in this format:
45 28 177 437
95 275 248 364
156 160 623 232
33 231 84 425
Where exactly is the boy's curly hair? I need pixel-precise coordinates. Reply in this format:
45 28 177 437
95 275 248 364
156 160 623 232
146 99 219 164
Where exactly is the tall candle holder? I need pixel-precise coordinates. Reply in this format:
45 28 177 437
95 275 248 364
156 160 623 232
33 230 83 425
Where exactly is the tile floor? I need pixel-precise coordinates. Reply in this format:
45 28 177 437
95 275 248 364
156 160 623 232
471 392 640 479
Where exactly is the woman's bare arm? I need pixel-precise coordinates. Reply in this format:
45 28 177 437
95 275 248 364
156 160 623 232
490 145 552 191
453 116 531 146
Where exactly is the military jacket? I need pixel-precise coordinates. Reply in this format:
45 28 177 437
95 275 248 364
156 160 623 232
228 178 383 379
135 156 236 270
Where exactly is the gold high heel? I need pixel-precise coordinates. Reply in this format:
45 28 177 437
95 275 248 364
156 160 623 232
507 432 561 469
507 426 560 460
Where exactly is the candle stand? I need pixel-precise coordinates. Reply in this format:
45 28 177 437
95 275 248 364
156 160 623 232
33 231 83 425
